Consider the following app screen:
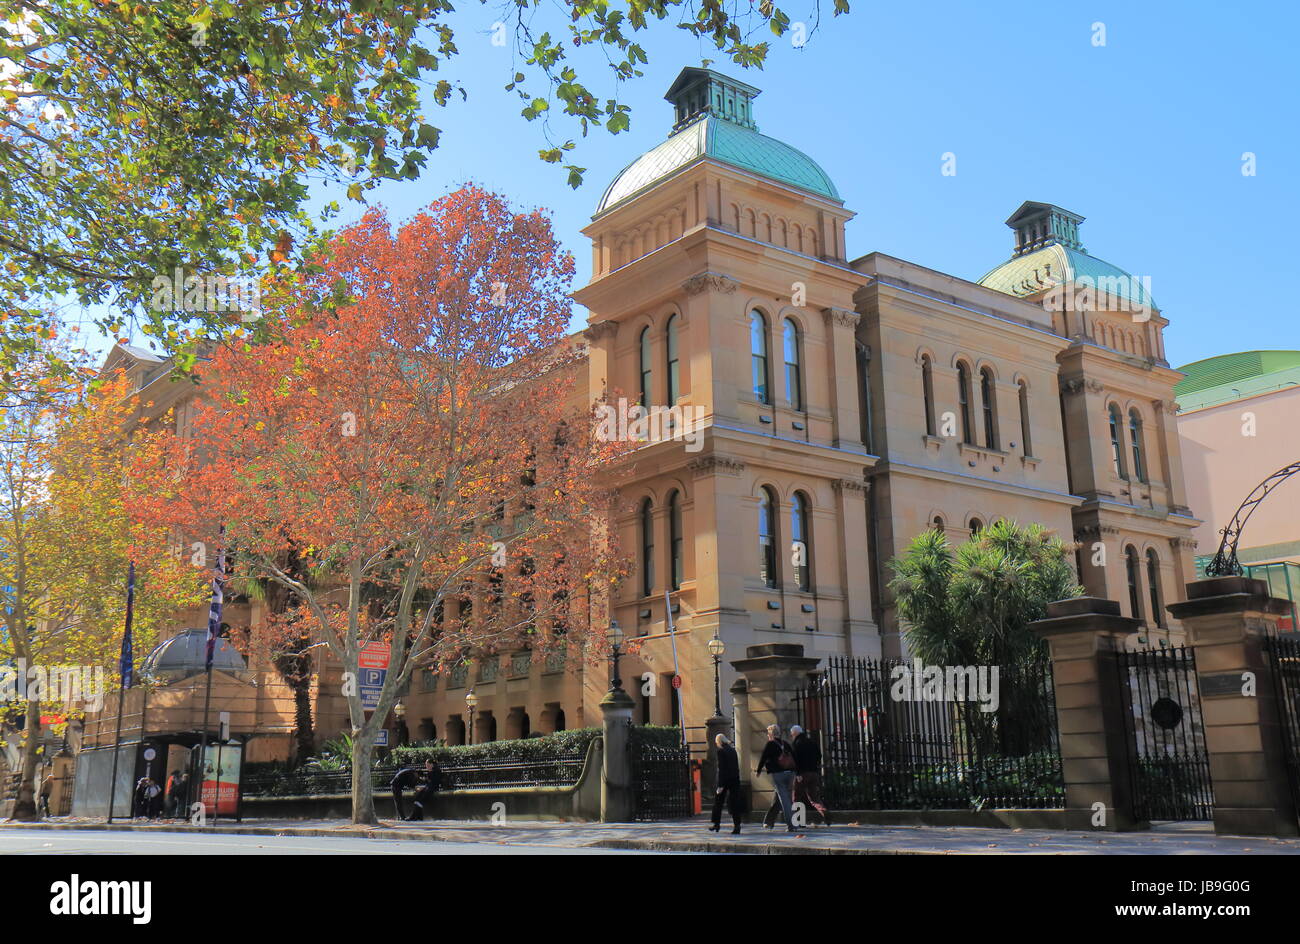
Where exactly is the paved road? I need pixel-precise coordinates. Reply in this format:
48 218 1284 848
0 828 687 855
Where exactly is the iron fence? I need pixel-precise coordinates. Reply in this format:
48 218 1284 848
242 753 588 798
1265 633 1300 820
793 656 1065 810
630 742 694 820
1117 645 1214 821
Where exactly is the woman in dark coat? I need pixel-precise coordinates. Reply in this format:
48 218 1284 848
755 724 797 831
710 734 743 834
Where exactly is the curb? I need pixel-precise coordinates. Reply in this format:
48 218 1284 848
586 837 947 855
0 821 470 845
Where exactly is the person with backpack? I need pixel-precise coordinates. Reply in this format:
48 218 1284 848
755 723 797 832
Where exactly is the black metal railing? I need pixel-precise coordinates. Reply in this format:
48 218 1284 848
630 741 693 821
1265 633 1300 820
794 656 1065 810
1117 644 1214 821
242 753 589 798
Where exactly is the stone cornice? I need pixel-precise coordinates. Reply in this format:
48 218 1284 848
688 454 746 477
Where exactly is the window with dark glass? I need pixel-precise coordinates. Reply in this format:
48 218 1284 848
1109 404 1126 478
782 318 802 411
750 310 770 404
1017 380 1032 457
1129 409 1145 482
791 491 810 591
759 487 778 588
980 367 998 449
957 363 974 444
640 498 654 597
1146 549 1163 628
639 327 652 405
921 355 936 436
665 315 680 404
1125 545 1143 621
668 489 683 591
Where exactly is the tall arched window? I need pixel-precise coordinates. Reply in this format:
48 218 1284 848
921 355 936 436
980 367 998 449
932 515 946 532
969 518 983 535
782 318 802 411
1125 545 1143 621
750 310 770 404
665 315 680 404
957 362 974 444
640 498 655 597
1146 549 1163 628
1128 409 1145 482
791 491 811 591
638 327 652 406
668 489 683 591
758 487 778 588
1109 404 1126 478
1017 380 1032 457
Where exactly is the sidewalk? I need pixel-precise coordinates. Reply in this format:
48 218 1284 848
6 816 1300 854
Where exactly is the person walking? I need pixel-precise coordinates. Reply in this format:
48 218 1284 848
164 770 182 819
38 771 53 818
173 771 190 820
790 724 830 827
755 723 797 832
709 733 743 835
390 762 422 821
408 759 441 821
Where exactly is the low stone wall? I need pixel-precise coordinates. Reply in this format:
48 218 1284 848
243 736 604 822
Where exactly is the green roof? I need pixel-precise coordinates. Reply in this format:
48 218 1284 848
1174 350 1300 411
595 67 841 216
977 242 1156 309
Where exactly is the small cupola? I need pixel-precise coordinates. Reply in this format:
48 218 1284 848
1005 201 1085 257
664 66 761 133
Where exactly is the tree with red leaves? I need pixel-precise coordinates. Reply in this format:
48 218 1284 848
138 186 630 824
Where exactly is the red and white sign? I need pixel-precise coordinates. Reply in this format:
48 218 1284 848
671 674 682 690
359 641 389 670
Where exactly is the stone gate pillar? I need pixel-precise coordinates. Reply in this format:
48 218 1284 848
1168 576 1298 838
599 686 635 823
1031 596 1145 830
730 644 820 817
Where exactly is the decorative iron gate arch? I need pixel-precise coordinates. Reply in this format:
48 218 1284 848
1206 461 1300 577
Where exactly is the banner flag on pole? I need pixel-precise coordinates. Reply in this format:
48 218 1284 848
205 531 226 670
119 559 135 689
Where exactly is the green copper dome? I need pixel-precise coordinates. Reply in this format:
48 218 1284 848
595 68 841 216
977 202 1156 310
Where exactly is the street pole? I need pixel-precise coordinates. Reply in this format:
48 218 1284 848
107 560 135 824
664 592 686 748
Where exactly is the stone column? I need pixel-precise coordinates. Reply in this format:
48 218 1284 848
599 686 635 823
729 644 820 816
1168 576 1298 838
1031 596 1145 830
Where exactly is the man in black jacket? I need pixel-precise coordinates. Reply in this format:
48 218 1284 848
709 734 744 834
791 724 830 826
408 759 441 821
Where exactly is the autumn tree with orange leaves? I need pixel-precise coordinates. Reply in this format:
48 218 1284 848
138 186 631 824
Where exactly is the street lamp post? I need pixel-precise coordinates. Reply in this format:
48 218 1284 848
608 619 625 692
465 689 478 746
708 633 726 717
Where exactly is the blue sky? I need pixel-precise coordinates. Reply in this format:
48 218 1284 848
94 1 1299 370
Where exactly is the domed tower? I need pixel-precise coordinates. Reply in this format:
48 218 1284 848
574 67 880 729
980 202 1200 640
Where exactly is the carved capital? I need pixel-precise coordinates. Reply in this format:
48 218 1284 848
832 477 870 494
682 273 739 296
822 307 860 330
583 320 619 343
688 454 746 477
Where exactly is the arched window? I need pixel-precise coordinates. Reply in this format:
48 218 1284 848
1017 380 1032 457
957 362 974 444
750 310 770 404
1146 550 1164 628
1128 409 1145 482
668 489 683 591
980 367 998 449
921 355 936 436
969 518 983 535
638 327 652 406
640 498 654 597
1125 545 1143 622
665 315 680 404
932 515 946 532
758 487 778 588
791 491 811 591
782 318 802 411
1109 404 1126 478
